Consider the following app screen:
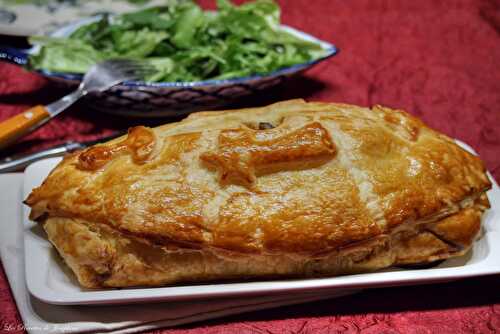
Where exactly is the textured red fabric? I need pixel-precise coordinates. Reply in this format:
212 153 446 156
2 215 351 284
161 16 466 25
1 0 499 333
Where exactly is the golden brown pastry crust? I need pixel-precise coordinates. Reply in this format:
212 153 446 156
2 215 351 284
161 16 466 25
25 99 491 288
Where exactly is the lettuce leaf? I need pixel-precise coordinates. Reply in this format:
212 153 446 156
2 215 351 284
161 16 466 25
29 0 328 82
29 36 104 73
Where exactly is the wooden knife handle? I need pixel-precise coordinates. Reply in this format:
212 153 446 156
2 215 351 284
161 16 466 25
0 105 51 150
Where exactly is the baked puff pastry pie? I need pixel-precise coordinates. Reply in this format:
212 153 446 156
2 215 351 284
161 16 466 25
25 99 492 288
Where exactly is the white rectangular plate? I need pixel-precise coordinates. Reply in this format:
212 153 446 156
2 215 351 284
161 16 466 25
23 141 500 305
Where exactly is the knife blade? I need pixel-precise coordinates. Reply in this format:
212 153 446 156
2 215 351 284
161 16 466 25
0 132 124 173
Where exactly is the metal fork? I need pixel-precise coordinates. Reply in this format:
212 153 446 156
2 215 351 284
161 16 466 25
0 59 154 150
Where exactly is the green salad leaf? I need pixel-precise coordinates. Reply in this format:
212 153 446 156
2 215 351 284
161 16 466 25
29 0 329 82
29 36 105 73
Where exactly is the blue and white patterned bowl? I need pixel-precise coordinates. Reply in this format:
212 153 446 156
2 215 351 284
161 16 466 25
1 17 338 117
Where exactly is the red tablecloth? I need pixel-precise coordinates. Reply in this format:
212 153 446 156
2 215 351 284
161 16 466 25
1 0 499 333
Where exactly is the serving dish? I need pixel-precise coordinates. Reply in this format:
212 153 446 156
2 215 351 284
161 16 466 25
22 141 500 305
1 16 337 117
